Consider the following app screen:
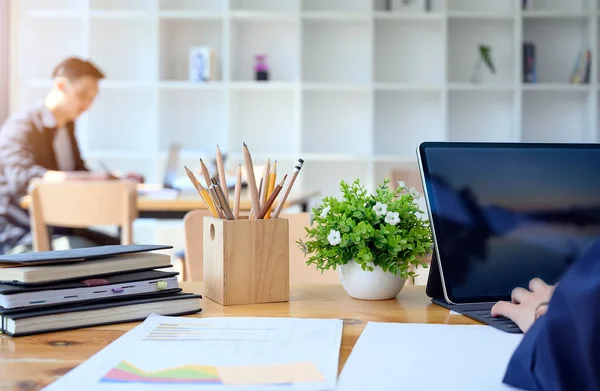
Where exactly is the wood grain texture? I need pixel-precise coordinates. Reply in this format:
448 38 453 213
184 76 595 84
20 191 314 213
203 217 290 305
0 283 479 391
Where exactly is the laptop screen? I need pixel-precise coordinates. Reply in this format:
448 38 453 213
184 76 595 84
418 142 600 303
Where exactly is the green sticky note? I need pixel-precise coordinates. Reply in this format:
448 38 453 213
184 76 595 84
156 281 168 290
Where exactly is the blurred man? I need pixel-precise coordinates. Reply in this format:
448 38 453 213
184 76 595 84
0 57 143 254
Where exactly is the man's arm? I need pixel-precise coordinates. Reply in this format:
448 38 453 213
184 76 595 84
0 115 50 196
0 116 111 197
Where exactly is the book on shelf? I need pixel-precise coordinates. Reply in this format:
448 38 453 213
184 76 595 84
570 50 591 85
523 42 537 83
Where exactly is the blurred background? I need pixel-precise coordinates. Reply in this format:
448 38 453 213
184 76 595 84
1 0 597 258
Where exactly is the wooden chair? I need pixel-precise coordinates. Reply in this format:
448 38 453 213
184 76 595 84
182 211 339 284
28 180 138 252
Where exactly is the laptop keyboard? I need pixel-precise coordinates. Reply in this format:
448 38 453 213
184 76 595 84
461 310 522 334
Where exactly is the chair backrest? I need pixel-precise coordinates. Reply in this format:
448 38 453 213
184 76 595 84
28 180 138 252
182 211 339 284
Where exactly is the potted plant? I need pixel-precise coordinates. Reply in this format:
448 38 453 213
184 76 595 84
297 179 433 300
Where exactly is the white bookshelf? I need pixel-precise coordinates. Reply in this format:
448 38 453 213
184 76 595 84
10 0 600 202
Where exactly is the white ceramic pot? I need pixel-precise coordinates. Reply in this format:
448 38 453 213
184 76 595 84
338 259 406 300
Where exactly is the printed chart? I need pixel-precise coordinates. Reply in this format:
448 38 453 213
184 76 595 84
101 361 221 385
42 314 344 391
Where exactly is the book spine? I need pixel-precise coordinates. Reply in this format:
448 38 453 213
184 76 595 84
523 42 537 83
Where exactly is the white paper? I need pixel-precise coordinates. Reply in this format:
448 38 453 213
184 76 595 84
336 322 524 391
449 310 462 315
43 314 343 391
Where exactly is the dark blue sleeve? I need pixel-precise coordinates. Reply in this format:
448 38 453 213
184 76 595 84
503 240 600 391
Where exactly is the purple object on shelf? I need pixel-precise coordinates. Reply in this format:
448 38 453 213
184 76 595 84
255 54 269 81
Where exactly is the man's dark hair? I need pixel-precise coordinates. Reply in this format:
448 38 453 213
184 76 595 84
51 57 105 81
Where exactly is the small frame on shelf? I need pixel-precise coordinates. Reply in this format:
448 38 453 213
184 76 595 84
302 91 370 156
90 18 157 82
302 19 370 84
448 91 516 142
374 91 444 158
159 18 223 82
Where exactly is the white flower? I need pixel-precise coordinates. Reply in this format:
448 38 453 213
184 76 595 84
327 230 341 246
385 211 400 225
320 205 331 219
373 202 388 217
397 180 406 189
408 186 419 197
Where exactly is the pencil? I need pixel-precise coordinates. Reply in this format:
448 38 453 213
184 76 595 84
199 158 212 189
257 174 287 219
211 176 234 220
260 158 270 207
271 159 303 219
233 163 242 219
265 160 277 219
216 145 228 203
242 142 261 218
184 166 218 217
209 185 226 219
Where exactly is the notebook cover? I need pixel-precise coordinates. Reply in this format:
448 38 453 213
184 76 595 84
0 244 173 266
0 288 183 314
1 292 202 337
0 270 179 295
0 287 188 315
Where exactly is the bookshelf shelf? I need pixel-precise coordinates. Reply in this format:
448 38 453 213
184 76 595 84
9 0 600 202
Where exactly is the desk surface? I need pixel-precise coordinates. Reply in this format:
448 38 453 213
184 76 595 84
20 192 318 218
0 283 477 391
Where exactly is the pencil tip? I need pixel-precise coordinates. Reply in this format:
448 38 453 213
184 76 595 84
298 158 304 163
243 142 247 147
199 158 203 162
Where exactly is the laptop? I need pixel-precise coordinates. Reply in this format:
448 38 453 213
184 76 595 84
417 141 600 333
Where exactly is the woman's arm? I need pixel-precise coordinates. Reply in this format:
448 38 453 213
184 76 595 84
494 241 600 391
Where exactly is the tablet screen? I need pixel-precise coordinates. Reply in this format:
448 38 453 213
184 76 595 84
419 142 600 303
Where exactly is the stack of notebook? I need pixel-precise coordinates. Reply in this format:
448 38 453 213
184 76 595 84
0 244 202 337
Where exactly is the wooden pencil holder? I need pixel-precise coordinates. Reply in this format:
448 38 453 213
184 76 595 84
202 216 290 306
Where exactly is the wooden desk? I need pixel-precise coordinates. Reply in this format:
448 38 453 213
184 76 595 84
20 191 318 220
0 283 478 391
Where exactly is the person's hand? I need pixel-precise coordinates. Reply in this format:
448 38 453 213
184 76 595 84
122 172 144 184
491 278 555 332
